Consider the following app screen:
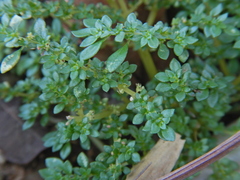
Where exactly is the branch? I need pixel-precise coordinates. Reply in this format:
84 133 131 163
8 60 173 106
158 131 240 180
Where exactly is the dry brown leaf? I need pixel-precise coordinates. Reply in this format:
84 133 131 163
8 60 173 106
127 133 185 180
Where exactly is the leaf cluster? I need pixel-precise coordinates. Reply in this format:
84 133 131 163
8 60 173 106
0 0 240 179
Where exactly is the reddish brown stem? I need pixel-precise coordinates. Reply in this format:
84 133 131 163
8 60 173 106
158 131 240 180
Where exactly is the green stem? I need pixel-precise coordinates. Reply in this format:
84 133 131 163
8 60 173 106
128 0 144 14
94 103 127 119
118 84 136 97
75 108 84 122
146 8 158 26
219 59 229 75
233 75 240 86
94 109 113 119
118 0 129 18
106 0 119 9
89 136 104 152
138 49 158 80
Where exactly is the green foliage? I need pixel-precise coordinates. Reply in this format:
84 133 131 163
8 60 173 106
0 0 240 179
209 158 240 180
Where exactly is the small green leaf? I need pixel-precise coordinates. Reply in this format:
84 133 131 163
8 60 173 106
210 4 223 16
77 152 88 168
127 102 135 110
5 37 18 47
127 141 135 147
185 36 198 44
43 60 55 69
207 91 219 107
103 145 112 153
161 109 175 118
142 121 152 132
158 43 169 60
115 31 125 42
119 114 128 122
80 35 98 47
1 13 10 26
156 83 172 92
195 4 205 15
127 13 136 23
95 20 103 30
34 18 47 39
123 167 131 175
204 25 211 37
225 27 240 36
158 127 175 141
9 15 23 30
52 18 61 34
60 143 71 160
60 36 68 47
52 71 59 82
80 134 88 143
83 19 97 28
81 138 90 150
153 96 163 106
45 158 63 168
171 82 179 89
79 70 87 80
70 71 78 80
170 59 181 72
53 103 65 114
179 50 189 63
107 156 115 164
155 72 169 82
22 119 35 130
189 26 198 33
118 154 125 163
148 37 159 49
72 28 92 37
132 153 141 162
210 25 222 37
175 92 186 102
151 123 160 134
133 113 144 124
101 15 112 27
106 43 128 72
102 83 110 92
140 37 148 47
39 169 52 178
80 40 104 61
217 13 228 21
196 89 209 101
233 40 240 49
174 44 184 56
63 161 73 174
1 48 22 73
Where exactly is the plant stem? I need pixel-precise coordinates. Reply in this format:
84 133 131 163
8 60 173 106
146 0 159 26
118 0 129 18
233 75 240 86
219 59 229 75
94 103 127 120
147 8 158 26
75 108 84 122
106 0 119 9
89 136 104 152
94 109 113 119
138 49 158 80
128 0 144 14
158 131 240 180
117 84 136 97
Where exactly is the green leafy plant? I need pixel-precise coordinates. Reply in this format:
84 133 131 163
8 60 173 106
0 0 239 179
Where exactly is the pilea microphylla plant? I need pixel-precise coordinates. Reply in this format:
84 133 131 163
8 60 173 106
0 0 240 179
